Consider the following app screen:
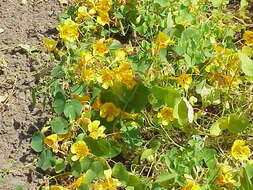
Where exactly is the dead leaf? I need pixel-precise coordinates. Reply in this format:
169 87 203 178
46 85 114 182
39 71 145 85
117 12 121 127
0 95 7 103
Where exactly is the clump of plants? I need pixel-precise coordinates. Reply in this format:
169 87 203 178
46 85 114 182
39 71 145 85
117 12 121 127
31 0 253 189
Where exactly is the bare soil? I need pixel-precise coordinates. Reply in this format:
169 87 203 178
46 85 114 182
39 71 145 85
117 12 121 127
0 0 62 189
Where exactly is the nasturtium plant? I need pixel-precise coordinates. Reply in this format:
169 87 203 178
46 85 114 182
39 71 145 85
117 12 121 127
31 132 45 152
33 0 253 189
50 117 69 134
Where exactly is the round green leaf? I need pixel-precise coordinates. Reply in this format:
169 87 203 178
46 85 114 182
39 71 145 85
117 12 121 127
38 149 55 171
64 99 82 120
51 117 69 134
31 132 45 152
239 52 253 77
84 137 121 158
55 158 66 173
53 91 66 114
228 114 249 133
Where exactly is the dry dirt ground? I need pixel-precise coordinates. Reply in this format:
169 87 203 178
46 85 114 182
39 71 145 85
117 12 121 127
0 0 63 189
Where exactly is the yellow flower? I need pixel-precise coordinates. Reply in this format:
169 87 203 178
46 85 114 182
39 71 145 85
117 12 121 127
88 120 106 139
101 169 120 190
82 69 95 82
44 134 59 153
50 185 69 190
80 51 93 66
43 38 58 51
97 69 114 89
208 71 238 87
100 102 121 122
97 12 110 26
79 116 91 126
243 30 253 46
231 140 251 161
71 140 89 161
96 0 112 12
74 95 90 105
58 131 73 142
157 107 174 126
93 182 104 190
156 31 175 49
124 44 134 53
57 18 79 43
115 63 137 89
177 74 192 90
215 163 236 187
121 111 138 119
114 50 126 63
76 6 89 23
93 39 109 56
68 174 85 189
92 95 103 110
180 181 201 190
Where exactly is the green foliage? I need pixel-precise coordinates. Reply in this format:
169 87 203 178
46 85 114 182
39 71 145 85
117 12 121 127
50 117 69 134
84 137 121 158
33 0 253 189
38 149 55 171
64 99 82 120
31 132 45 152
53 91 66 114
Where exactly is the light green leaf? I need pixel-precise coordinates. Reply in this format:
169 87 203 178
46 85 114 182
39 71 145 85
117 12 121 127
210 122 222 137
14 186 25 190
154 0 168 7
141 149 154 161
0 176 3 184
174 98 193 125
150 86 181 110
155 173 177 183
51 117 69 134
55 158 65 173
109 40 122 50
227 114 249 133
31 132 45 152
64 99 83 120
239 52 253 77
38 149 55 171
210 117 228 136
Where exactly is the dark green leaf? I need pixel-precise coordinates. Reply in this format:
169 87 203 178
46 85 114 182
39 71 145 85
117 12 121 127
207 168 220 184
202 149 217 169
125 84 150 112
77 184 92 190
53 91 66 114
84 137 121 158
121 125 143 147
